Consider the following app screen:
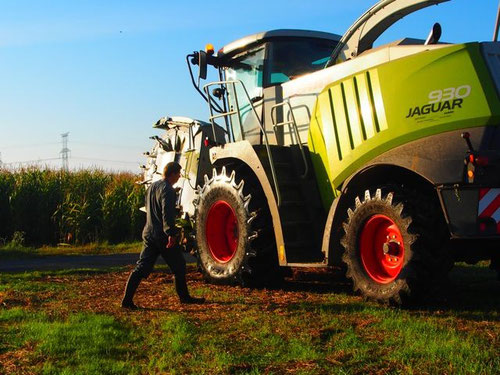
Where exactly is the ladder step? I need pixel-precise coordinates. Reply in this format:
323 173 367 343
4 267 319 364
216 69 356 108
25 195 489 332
286 262 327 268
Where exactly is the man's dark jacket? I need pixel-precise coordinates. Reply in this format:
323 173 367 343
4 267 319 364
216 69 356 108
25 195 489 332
142 179 178 243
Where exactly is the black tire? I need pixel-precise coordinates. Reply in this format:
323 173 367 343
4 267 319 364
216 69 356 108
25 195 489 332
341 187 450 305
194 166 279 286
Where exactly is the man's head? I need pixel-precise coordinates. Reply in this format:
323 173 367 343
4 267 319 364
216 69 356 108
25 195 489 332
163 162 182 185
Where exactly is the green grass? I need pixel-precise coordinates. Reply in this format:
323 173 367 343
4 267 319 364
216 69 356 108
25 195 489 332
0 309 136 374
0 264 498 374
0 268 125 293
0 241 141 260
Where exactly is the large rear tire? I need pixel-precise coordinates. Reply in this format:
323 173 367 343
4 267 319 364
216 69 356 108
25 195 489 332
194 166 279 286
341 187 450 305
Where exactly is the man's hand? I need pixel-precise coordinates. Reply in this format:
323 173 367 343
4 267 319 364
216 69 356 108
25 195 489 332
166 235 177 249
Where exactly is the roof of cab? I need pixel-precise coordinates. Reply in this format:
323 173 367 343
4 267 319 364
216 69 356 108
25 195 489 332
218 29 341 57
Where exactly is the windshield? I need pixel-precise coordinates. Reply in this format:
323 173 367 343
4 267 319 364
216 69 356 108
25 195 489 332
225 47 265 100
267 38 338 85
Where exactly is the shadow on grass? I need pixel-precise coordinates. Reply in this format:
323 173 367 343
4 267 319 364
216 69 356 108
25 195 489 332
0 267 127 279
411 264 500 319
271 267 353 295
264 264 499 318
0 247 40 260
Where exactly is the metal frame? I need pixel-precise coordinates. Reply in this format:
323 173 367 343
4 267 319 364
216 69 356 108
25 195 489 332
203 79 283 206
209 141 287 265
327 0 450 66
220 29 341 57
270 101 309 178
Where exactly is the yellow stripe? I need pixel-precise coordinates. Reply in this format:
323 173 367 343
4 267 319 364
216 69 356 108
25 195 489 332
318 92 340 167
368 69 388 131
355 73 376 139
343 78 363 147
330 84 352 158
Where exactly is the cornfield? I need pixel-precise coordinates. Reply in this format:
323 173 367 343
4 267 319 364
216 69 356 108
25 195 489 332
0 168 145 246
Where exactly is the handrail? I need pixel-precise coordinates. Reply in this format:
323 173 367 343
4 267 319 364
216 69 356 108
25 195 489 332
203 80 282 206
270 101 309 179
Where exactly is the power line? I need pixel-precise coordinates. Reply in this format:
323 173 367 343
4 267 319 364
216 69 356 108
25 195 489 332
2 157 62 166
3 156 140 166
71 141 143 151
71 156 140 165
2 134 141 168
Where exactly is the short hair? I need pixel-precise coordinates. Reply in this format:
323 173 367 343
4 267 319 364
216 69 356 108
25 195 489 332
163 161 182 178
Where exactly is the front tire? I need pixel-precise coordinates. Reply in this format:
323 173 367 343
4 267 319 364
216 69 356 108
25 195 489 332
194 166 278 286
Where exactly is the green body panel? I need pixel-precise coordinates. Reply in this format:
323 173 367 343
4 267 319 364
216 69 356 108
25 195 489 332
308 43 500 209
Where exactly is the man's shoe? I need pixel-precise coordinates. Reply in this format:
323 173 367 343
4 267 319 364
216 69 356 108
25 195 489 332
180 296 206 304
121 301 139 310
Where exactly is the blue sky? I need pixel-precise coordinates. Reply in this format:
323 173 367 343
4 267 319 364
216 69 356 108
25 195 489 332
0 0 498 171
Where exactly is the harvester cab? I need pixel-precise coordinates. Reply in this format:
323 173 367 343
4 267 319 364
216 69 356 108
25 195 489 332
143 0 500 305
188 30 339 146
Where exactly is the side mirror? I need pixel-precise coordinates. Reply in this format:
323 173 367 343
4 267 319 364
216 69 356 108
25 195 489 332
198 50 207 80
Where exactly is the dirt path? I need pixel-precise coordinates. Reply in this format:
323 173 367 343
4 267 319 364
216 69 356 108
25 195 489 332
0 253 197 273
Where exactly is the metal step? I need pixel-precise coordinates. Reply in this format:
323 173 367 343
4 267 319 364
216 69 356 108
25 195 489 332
285 262 328 268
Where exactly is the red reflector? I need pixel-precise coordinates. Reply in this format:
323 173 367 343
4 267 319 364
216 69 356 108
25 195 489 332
469 154 474 163
204 138 209 147
478 188 500 234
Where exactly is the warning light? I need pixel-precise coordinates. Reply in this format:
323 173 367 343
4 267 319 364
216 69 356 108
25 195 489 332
467 170 474 179
468 153 489 166
205 43 215 55
204 137 216 148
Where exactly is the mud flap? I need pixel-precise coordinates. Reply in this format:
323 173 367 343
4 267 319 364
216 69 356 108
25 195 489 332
439 186 500 237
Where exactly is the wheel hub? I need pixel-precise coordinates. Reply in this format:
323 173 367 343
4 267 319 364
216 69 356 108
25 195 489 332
382 240 401 256
360 214 405 284
205 200 239 263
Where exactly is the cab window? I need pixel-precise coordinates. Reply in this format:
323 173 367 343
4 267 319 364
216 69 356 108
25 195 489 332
225 46 265 100
224 46 265 141
267 38 338 85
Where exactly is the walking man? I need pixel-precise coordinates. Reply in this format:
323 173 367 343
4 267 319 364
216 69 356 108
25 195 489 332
121 161 205 309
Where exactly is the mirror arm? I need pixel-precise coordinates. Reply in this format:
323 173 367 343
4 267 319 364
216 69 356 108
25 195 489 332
185 53 224 114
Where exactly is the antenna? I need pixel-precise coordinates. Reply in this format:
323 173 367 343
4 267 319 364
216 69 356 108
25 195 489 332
494 1 500 41
60 133 70 171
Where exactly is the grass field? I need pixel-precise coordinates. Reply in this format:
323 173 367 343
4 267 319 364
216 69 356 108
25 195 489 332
0 242 142 259
0 261 498 374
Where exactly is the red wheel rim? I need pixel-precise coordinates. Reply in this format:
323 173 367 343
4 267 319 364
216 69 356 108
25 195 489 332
205 200 239 263
360 214 405 284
